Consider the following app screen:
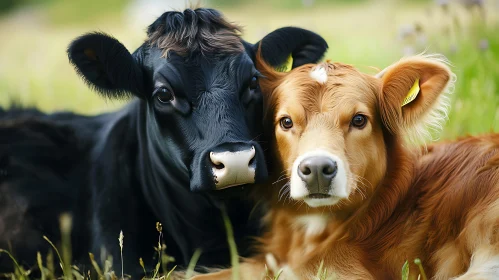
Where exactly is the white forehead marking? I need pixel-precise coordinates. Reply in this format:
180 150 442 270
310 65 328 84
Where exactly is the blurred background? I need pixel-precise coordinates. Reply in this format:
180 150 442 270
0 0 497 139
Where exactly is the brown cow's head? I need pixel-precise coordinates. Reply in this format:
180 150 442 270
257 54 455 209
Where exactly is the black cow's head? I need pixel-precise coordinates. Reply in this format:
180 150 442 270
67 8 328 192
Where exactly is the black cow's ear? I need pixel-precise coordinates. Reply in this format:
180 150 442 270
255 27 328 69
67 33 144 99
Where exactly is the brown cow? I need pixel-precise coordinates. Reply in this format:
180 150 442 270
191 53 499 279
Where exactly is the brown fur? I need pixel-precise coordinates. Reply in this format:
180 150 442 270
191 54 499 279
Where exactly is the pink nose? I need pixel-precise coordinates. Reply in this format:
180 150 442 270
209 146 256 189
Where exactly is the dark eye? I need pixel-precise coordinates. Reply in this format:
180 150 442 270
154 87 174 103
249 75 258 90
280 117 293 130
351 114 367 129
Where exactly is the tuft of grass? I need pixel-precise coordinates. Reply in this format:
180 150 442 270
0 248 29 279
264 264 283 280
1 213 428 280
314 259 337 280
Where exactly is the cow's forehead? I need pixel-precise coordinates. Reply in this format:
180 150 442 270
149 51 254 98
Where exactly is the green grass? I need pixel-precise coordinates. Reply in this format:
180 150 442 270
442 26 499 137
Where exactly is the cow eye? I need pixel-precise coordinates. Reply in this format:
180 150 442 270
249 75 258 90
279 116 293 130
154 87 174 104
351 114 367 129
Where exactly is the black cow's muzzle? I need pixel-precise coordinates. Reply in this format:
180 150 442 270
208 141 267 190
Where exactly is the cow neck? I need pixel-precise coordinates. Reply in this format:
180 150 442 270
133 101 226 254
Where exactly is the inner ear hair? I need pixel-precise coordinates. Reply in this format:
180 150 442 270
379 54 456 145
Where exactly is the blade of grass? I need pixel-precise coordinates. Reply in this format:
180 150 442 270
37 252 47 280
414 258 427 280
221 208 239 280
89 253 103 278
152 262 161 279
60 214 73 280
401 260 409 280
43 236 65 272
118 231 124 280
274 268 284 280
103 256 113 277
184 249 202 279
72 266 84 280
165 265 177 280
315 260 325 280
139 258 147 278
47 250 55 278
0 249 26 279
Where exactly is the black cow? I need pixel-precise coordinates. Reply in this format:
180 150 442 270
0 8 327 276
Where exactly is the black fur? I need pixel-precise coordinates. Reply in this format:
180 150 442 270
67 32 144 99
0 8 328 277
258 27 329 68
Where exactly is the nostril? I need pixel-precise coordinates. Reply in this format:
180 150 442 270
248 146 256 167
209 152 226 170
323 162 337 175
302 167 311 175
213 162 225 170
299 164 312 176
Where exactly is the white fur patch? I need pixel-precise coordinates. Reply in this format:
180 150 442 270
289 149 349 207
310 65 328 84
295 214 329 236
451 247 499 280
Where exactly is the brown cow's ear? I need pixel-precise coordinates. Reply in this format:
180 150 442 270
255 47 286 92
377 55 455 143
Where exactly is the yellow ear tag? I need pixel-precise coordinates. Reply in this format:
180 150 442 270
402 79 420 107
275 55 293 72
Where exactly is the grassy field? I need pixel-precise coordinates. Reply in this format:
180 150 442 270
0 0 498 279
